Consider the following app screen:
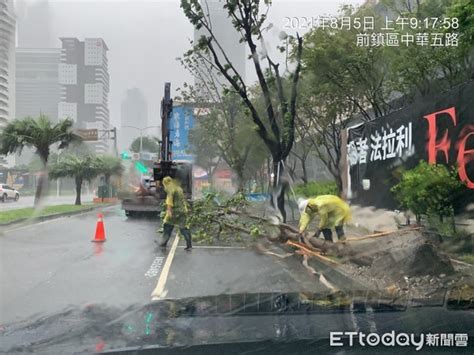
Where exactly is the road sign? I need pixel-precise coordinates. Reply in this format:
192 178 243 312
76 129 98 141
140 152 158 161
131 153 140 161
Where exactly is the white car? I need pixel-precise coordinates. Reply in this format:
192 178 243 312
0 184 20 202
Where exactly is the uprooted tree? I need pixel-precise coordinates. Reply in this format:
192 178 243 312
187 192 455 285
180 0 304 220
187 192 361 259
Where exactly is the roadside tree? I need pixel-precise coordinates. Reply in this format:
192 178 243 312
130 136 160 154
0 115 79 205
49 155 101 205
180 0 304 220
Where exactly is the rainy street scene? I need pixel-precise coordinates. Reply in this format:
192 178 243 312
0 0 473 354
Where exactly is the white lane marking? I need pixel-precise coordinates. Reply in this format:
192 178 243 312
144 256 165 278
366 305 378 333
151 235 179 300
350 301 360 332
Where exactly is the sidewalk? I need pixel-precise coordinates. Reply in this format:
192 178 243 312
349 203 474 234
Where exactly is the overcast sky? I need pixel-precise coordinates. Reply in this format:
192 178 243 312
18 0 365 130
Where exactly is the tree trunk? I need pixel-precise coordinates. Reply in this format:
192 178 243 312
334 173 343 195
301 158 308 184
105 174 111 197
75 177 83 206
272 160 287 223
34 152 50 207
236 176 245 192
235 165 245 192
34 167 48 207
258 169 265 192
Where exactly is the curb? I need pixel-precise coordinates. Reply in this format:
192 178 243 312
0 203 117 230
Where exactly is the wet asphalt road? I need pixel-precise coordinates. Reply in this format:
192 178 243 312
0 205 326 326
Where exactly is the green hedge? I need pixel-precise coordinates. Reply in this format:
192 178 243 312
391 161 464 222
294 181 338 197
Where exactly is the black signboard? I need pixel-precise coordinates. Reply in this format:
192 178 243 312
347 80 474 210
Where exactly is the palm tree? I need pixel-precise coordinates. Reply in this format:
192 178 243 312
49 155 101 205
97 155 124 185
97 155 124 197
0 115 79 205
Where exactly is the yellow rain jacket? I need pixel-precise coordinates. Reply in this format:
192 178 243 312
299 195 351 232
162 177 188 227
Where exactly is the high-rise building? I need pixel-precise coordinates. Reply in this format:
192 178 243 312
0 0 16 129
16 48 61 121
120 88 148 151
14 48 61 166
58 37 110 154
193 0 245 96
16 0 52 48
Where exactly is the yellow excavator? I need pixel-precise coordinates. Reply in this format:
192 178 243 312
121 83 192 217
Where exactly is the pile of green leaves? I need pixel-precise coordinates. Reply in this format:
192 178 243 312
294 181 338 198
186 192 265 245
391 161 465 223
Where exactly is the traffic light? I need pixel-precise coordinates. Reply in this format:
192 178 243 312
121 151 131 160
135 161 148 174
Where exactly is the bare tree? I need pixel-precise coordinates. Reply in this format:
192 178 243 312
180 0 304 220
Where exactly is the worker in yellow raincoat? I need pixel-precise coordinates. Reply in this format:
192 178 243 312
298 195 351 242
159 176 192 250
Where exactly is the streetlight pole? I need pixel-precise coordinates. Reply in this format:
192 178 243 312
140 135 143 162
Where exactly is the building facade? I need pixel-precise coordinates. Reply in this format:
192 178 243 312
120 88 148 151
0 0 15 129
58 37 110 153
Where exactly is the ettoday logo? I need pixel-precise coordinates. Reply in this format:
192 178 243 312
330 331 468 351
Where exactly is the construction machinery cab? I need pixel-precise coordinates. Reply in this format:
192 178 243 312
153 160 192 200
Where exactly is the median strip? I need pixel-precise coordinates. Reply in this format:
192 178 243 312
0 204 113 227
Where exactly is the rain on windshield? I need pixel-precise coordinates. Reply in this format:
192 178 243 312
0 0 473 354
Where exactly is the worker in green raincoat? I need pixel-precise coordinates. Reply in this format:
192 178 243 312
159 176 192 250
298 195 351 242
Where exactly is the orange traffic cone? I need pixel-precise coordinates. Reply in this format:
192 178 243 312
92 213 106 242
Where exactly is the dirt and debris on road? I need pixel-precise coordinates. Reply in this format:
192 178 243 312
281 226 472 304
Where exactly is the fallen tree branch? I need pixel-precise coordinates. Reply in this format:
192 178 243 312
286 240 340 265
219 220 252 235
262 250 294 259
344 227 423 242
